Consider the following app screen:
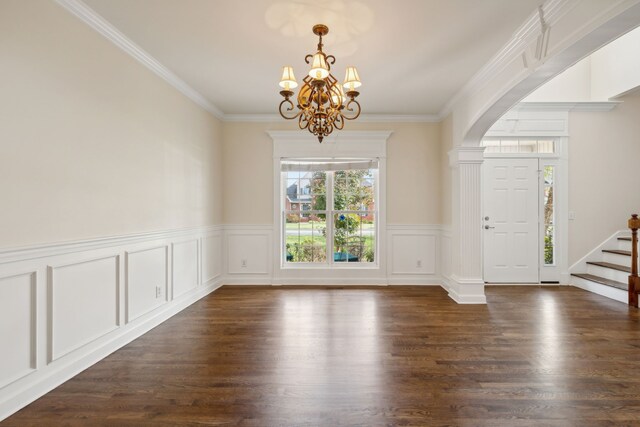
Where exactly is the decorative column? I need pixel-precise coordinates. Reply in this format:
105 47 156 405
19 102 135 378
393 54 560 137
447 146 486 304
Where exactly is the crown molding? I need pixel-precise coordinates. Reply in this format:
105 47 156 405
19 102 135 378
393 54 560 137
54 0 443 124
54 0 225 119
355 114 442 123
55 0 609 126
222 113 441 123
438 0 580 118
513 101 622 112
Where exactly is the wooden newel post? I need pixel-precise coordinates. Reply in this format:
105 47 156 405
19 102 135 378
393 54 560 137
628 214 640 307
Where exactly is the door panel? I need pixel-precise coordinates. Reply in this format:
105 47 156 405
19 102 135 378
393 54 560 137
483 158 539 283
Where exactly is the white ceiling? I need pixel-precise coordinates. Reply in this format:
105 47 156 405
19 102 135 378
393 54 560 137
82 0 543 116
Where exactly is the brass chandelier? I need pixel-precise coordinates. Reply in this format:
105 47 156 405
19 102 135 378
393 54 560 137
278 24 362 143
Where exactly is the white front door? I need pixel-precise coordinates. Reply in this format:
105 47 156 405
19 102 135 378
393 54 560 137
483 158 539 283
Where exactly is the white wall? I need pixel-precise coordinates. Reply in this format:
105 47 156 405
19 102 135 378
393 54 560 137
591 26 640 100
221 121 442 225
568 91 640 265
523 57 593 102
523 26 640 103
440 114 453 227
0 0 223 249
0 1 225 420
221 122 445 285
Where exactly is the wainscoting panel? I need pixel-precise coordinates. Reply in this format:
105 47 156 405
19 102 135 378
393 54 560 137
202 232 222 283
172 240 199 298
390 234 437 274
0 272 36 389
0 226 223 422
387 225 441 284
126 246 168 323
227 230 271 275
48 256 120 362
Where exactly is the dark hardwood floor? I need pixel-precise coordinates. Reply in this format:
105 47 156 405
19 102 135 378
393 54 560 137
3 285 640 426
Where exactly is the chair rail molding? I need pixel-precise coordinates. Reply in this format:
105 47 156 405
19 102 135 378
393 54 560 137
0 225 223 422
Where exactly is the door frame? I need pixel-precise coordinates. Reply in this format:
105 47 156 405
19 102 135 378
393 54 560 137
481 138 569 284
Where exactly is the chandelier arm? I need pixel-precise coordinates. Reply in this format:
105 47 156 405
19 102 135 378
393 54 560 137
278 98 300 120
325 121 334 137
277 24 362 143
341 98 362 120
299 111 311 130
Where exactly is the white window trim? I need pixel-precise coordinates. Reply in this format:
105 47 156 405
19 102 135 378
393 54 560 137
269 131 391 278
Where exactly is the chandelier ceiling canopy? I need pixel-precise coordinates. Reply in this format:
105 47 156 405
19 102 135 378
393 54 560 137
278 24 362 143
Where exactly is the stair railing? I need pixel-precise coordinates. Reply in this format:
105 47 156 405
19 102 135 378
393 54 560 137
628 214 640 307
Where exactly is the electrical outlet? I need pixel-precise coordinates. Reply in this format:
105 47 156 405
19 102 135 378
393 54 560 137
241 259 247 268
155 285 162 298
416 260 422 268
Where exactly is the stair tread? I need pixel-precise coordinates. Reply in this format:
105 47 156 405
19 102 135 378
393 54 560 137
586 261 631 273
602 249 632 256
571 273 627 290
618 237 632 241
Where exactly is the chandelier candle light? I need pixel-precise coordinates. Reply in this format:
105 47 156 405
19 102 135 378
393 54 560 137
278 24 362 143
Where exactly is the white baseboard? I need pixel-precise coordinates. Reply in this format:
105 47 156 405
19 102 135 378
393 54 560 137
443 275 487 304
0 278 221 422
0 222 466 422
0 226 223 422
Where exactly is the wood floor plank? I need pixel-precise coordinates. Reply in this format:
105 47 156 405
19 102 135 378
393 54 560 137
3 285 640 426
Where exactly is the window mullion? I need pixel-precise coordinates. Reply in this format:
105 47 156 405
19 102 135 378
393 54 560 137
327 171 334 266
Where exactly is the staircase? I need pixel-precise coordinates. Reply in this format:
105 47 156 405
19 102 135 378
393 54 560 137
570 215 640 306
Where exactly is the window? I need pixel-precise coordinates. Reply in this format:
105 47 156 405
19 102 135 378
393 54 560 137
543 165 555 265
482 138 556 154
282 159 377 266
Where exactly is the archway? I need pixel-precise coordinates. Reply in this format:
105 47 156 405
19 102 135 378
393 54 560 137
445 0 640 303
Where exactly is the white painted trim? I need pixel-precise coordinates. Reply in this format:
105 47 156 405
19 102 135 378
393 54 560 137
269 131 390 281
0 278 222 422
568 230 628 272
52 0 634 128
223 224 275 231
268 130 392 156
444 275 487 304
386 224 442 231
571 275 627 304
482 109 570 284
0 226 222 265
223 114 441 123
54 0 442 124
449 146 485 167
53 0 224 119
0 225 224 422
514 101 621 112
440 0 582 118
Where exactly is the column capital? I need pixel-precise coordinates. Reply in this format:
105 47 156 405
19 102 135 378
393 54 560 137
448 146 485 167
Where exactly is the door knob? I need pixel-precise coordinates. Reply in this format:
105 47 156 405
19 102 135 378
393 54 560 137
484 225 495 229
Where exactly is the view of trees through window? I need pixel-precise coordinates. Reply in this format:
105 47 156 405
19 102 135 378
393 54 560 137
544 166 555 265
284 163 376 264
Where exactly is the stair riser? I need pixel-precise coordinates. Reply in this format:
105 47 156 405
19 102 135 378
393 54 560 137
617 240 633 251
571 276 627 304
586 264 629 283
602 252 633 265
